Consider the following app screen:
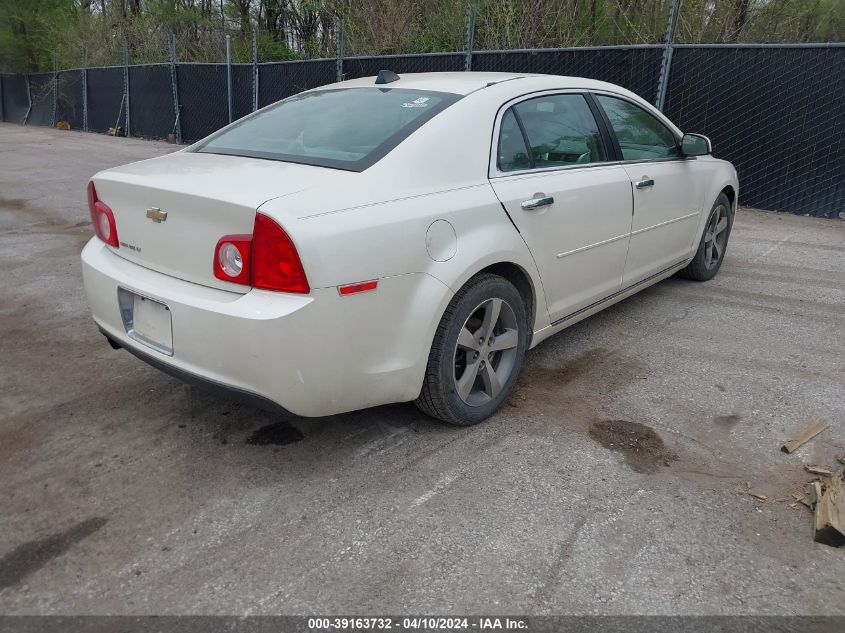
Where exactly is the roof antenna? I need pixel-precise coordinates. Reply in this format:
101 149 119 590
375 70 400 85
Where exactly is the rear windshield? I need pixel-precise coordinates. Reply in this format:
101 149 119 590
194 87 461 171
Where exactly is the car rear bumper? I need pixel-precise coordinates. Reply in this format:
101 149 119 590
81 238 452 417
97 324 293 414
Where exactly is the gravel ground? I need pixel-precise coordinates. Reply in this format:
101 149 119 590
0 123 844 615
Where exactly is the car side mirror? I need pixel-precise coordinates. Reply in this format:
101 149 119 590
682 133 712 157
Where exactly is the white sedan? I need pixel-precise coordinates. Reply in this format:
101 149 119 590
82 71 737 425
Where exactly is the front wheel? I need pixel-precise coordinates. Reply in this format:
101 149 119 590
678 192 733 281
415 273 529 425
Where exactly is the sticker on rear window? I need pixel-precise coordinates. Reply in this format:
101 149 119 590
402 97 431 108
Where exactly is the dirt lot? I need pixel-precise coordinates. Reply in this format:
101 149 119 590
1 123 844 615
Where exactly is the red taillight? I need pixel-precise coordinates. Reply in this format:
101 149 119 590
251 213 310 293
87 181 119 247
212 213 309 293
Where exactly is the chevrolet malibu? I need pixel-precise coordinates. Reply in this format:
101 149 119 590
82 71 738 425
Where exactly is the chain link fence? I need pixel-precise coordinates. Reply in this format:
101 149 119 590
665 44 845 217
1 31 843 218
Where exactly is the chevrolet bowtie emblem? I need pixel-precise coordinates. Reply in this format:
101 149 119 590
146 207 168 223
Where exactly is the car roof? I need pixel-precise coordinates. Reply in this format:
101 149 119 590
327 71 630 97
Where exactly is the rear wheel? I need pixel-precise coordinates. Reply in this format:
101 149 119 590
416 274 529 425
678 192 733 281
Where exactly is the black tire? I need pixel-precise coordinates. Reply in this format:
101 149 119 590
415 273 529 426
678 192 733 281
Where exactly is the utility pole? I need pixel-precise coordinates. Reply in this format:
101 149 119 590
169 34 182 143
51 52 58 128
655 0 681 111
122 40 130 137
226 34 233 124
464 3 476 72
335 16 344 83
82 46 88 132
252 30 259 111
23 74 32 125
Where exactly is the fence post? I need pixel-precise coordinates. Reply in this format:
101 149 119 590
51 53 58 128
122 40 130 137
252 30 259 111
655 0 681 111
335 16 344 83
226 34 233 124
169 34 182 143
82 46 88 132
464 3 476 72
23 74 32 125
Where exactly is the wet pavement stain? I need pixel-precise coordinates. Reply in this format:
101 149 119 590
246 420 304 446
713 414 741 429
530 348 617 388
0 517 108 589
0 196 29 211
588 420 677 474
510 347 647 407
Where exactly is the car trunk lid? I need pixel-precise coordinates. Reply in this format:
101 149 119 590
92 151 338 293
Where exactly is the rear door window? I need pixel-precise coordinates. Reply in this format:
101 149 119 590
195 88 461 171
497 109 532 172
498 94 608 172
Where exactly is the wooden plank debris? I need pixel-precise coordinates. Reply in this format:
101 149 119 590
814 469 845 547
810 481 823 507
805 465 834 477
781 419 829 454
792 492 812 508
749 491 768 501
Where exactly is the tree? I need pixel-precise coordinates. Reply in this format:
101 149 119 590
732 0 751 41
230 0 251 33
1 0 843 73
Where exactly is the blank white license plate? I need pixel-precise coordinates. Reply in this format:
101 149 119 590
118 288 173 355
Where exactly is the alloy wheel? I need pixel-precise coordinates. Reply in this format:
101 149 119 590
453 298 519 406
703 203 729 269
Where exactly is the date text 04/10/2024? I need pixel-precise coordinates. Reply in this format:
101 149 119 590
307 617 528 630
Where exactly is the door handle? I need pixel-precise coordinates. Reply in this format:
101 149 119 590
636 178 655 189
521 195 554 210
